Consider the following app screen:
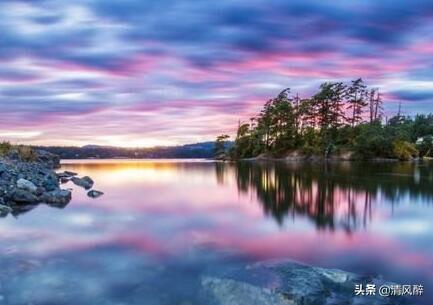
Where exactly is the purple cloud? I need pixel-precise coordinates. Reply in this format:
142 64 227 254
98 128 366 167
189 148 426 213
0 0 432 146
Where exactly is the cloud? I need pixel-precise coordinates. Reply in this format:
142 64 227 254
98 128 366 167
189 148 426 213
0 0 433 145
392 90 433 101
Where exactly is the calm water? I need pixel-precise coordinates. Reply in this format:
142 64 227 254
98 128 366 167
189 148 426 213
0 159 432 304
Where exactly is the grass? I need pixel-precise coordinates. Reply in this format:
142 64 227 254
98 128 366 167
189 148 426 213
0 141 37 162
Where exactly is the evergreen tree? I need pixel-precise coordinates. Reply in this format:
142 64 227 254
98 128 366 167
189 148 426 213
214 134 230 157
347 78 368 127
226 78 431 160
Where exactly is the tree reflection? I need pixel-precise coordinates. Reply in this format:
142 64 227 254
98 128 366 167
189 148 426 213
216 161 433 233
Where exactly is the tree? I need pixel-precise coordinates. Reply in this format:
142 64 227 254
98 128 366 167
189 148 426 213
347 78 368 127
232 122 254 159
411 114 433 142
368 88 384 122
269 88 296 152
226 78 432 160
214 134 230 158
311 82 347 156
416 135 433 157
298 98 316 130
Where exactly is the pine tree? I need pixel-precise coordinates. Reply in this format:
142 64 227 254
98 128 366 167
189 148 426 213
347 78 368 127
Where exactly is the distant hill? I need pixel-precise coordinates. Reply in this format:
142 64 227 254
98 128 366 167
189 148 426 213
36 141 233 159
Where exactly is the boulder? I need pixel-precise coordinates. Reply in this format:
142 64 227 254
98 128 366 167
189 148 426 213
202 277 294 305
11 189 39 204
71 176 94 190
201 260 409 305
16 178 37 193
87 190 104 198
0 204 12 216
43 173 60 191
41 189 71 207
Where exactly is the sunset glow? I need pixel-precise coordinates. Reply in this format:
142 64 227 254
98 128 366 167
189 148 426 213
1 0 433 146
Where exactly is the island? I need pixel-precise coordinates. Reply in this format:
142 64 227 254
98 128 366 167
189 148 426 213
214 79 433 162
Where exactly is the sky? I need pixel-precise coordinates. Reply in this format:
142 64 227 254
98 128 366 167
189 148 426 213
1 0 433 147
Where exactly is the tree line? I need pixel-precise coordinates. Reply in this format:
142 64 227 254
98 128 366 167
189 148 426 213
215 79 433 160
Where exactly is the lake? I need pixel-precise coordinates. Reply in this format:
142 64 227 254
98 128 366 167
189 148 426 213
0 159 432 304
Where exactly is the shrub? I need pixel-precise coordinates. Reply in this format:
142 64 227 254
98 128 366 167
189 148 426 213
17 145 37 162
0 141 12 157
392 140 419 161
353 123 392 159
300 127 322 156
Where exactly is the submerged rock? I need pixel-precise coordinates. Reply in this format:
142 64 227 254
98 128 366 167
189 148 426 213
71 176 94 190
201 260 408 305
87 190 104 198
202 277 294 305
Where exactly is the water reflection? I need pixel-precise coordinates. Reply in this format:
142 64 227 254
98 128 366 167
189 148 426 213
0 160 431 304
216 161 433 233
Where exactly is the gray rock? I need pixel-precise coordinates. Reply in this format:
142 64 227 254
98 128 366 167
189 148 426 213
35 149 60 169
17 178 37 193
87 190 104 198
201 260 408 305
43 173 59 191
41 189 71 206
35 187 45 196
1 152 96 215
202 277 294 305
64 171 77 176
0 204 12 216
57 171 77 178
11 189 39 204
71 176 94 190
60 177 70 184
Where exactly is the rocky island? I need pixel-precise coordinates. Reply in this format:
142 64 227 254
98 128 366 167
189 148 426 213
0 144 101 217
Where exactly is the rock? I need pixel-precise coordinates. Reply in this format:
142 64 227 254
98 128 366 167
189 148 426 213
11 189 39 204
87 190 104 198
16 178 37 193
1 151 96 215
330 150 355 161
35 149 60 169
71 176 94 190
64 171 77 176
41 189 71 207
35 187 45 196
284 150 307 161
60 177 70 184
201 260 409 305
202 277 294 305
0 204 12 216
43 173 60 191
57 171 77 178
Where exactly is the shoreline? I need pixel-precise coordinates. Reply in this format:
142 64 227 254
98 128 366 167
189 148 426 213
0 149 102 217
56 156 431 163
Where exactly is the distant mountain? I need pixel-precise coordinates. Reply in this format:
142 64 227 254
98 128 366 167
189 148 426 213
36 141 233 159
